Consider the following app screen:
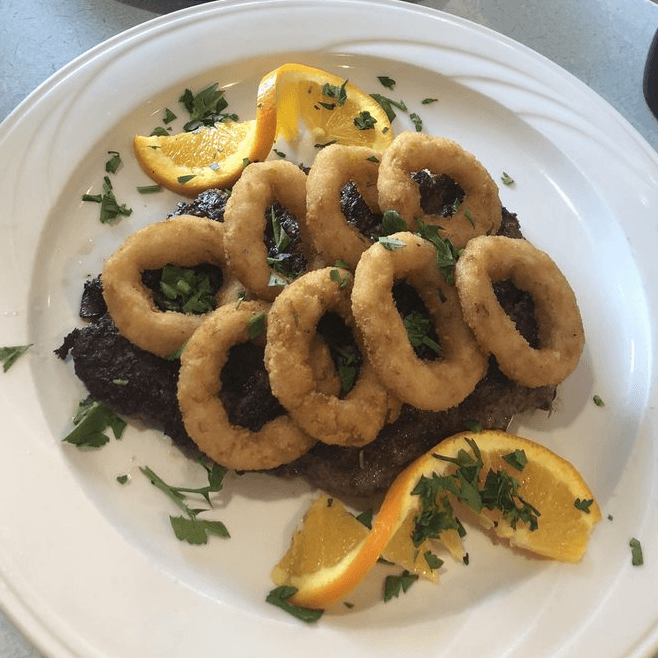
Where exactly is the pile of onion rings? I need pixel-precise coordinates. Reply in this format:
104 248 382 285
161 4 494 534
98 133 584 472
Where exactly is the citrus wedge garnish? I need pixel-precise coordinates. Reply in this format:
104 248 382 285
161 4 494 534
134 63 394 196
271 494 394 609
271 431 601 610
257 62 393 149
133 118 276 196
376 429 601 566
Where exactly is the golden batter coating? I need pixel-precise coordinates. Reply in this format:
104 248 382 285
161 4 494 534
177 300 315 470
377 132 502 248
101 215 239 358
352 232 488 411
265 267 400 447
455 235 584 387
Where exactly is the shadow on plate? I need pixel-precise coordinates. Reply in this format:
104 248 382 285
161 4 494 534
116 0 425 12
115 0 213 14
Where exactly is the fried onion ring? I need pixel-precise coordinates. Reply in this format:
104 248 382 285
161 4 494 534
265 267 400 447
352 232 488 411
455 235 584 387
305 144 382 270
177 300 315 470
101 215 239 358
377 132 502 248
223 160 314 301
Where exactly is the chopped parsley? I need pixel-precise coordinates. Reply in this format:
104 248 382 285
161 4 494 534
137 184 162 194
163 107 177 124
409 112 422 132
82 175 133 224
266 208 303 282
574 498 595 514
381 209 409 235
159 265 215 314
329 268 350 289
480 468 540 531
630 537 644 566
62 399 127 448
178 82 237 131
411 437 543 547
423 550 444 570
266 586 324 623
403 312 441 354
415 218 460 284
378 235 406 251
370 93 407 122
384 570 419 602
593 395 605 407
0 344 32 372
501 172 515 186
502 449 528 471
321 80 348 107
337 348 357 393
411 480 466 546
422 97 438 105
355 508 373 529
105 151 122 174
270 207 291 253
166 340 187 361
354 110 377 130
377 75 396 90
247 311 266 339
140 462 229 545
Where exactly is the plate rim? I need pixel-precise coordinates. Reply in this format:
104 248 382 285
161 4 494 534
1 1 657 657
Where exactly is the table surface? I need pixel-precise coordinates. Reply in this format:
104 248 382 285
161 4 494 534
1 0 657 656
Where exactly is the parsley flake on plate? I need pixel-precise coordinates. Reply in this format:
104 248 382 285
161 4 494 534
384 569 419 602
0 344 32 372
62 399 127 448
377 75 396 89
370 93 407 122
266 586 324 623
140 462 229 545
630 538 644 566
105 150 122 174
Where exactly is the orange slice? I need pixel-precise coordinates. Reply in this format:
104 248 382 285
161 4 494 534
381 512 465 583
134 63 393 196
271 494 395 609
271 431 600 610
133 118 275 196
257 62 393 149
376 430 601 565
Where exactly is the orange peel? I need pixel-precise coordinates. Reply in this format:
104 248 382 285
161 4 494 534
272 430 601 609
134 63 393 196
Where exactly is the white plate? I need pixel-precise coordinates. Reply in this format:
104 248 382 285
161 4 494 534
1 0 657 656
